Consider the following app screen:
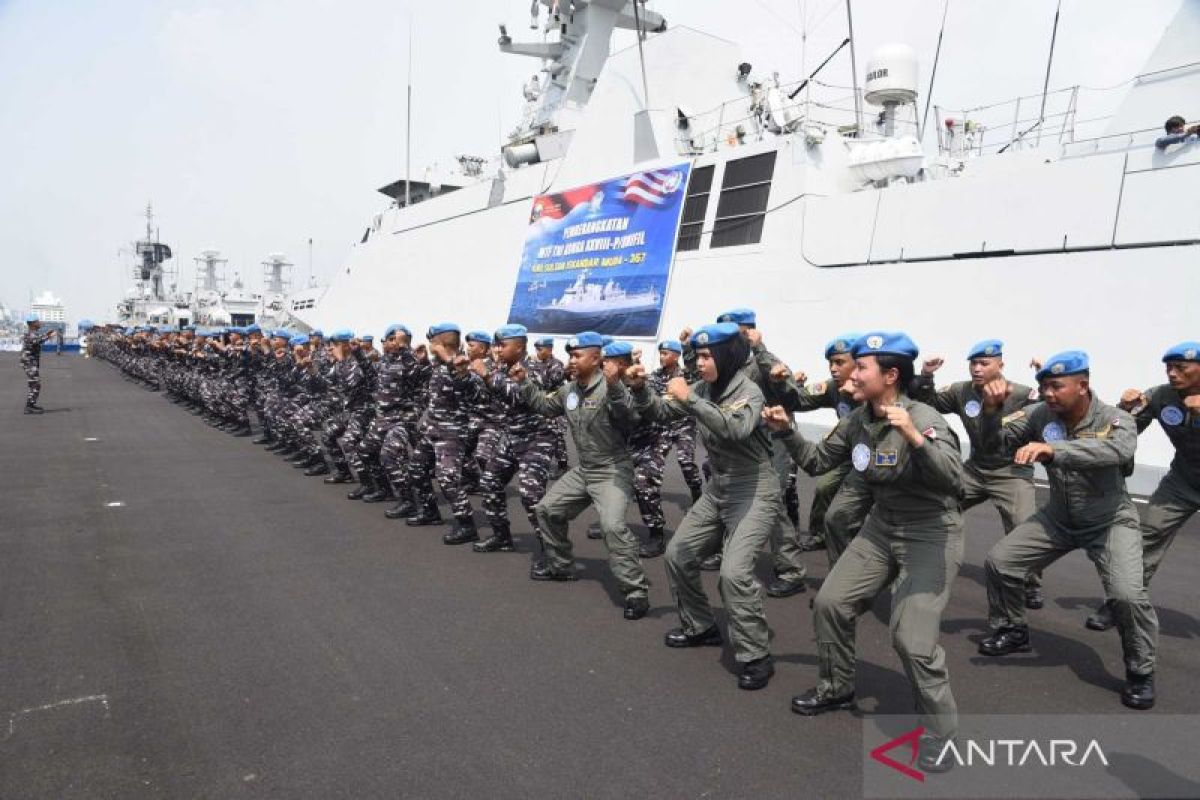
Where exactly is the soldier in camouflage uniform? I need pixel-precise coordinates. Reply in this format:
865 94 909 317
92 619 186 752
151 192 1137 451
532 337 569 474
471 324 558 554
408 323 484 544
1087 341 1200 631
379 331 432 520
461 330 506 494
351 326 418 507
912 339 1044 607
316 329 372 485
20 316 57 413
978 350 1158 711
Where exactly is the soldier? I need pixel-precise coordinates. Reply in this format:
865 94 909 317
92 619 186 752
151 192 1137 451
629 322 780 690
768 333 862 554
531 336 570 475
20 315 58 413
912 339 1044 608
462 330 505 494
1086 341 1200 631
770 332 963 770
977 351 1158 711
471 324 558 554
513 333 651 621
409 322 484 544
380 329 432 520
316 329 372 486
691 308 806 597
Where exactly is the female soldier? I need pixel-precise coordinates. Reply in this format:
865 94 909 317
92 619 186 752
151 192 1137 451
626 321 780 691
763 331 963 773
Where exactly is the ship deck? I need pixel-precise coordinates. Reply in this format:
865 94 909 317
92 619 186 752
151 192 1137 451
2 353 1199 798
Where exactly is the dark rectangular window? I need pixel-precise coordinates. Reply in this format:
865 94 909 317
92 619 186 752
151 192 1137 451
675 165 715 252
711 152 775 249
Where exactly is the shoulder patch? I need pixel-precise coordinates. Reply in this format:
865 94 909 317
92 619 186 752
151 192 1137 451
921 426 937 440
1001 410 1026 426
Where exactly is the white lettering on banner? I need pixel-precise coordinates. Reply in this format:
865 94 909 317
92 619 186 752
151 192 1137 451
562 217 631 239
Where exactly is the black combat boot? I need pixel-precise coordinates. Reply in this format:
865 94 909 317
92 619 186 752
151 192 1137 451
918 734 955 773
791 686 857 716
384 493 416 520
232 423 252 437
252 433 274 445
664 626 722 648
766 573 807 598
530 562 577 582
293 453 321 469
738 655 775 691
1121 671 1155 710
443 517 480 545
24 404 43 415
406 503 444 527
978 625 1032 656
362 473 393 503
473 522 515 553
1086 599 1116 631
639 526 666 559
797 533 826 552
304 461 331 477
623 595 650 621
698 552 722 571
323 469 354 485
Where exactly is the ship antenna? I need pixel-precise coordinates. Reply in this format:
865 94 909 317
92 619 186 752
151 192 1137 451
405 15 413 209
632 0 651 108
920 0 950 144
1035 0 1063 146
845 0 863 137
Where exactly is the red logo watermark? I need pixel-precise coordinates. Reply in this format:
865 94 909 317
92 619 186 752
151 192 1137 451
870 726 925 783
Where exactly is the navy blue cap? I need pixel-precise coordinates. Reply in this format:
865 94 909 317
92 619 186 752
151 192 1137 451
824 333 861 360
602 341 634 359
716 307 756 326
361 335 374 343
852 331 919 359
1036 350 1090 382
465 330 493 345
311 329 324 338
690 322 741 348
1162 341 1200 363
534 337 554 348
329 328 354 343
967 339 1003 360
384 323 410 339
495 324 528 341
566 331 604 351
289 334 309 347
658 339 683 354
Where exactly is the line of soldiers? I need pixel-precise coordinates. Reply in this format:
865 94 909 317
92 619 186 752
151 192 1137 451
85 316 1199 774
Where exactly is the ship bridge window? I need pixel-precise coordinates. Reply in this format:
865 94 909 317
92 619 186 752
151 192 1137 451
676 165 714 252
711 151 776 248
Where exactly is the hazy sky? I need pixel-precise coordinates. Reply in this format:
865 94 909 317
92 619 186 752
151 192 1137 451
0 0 1180 325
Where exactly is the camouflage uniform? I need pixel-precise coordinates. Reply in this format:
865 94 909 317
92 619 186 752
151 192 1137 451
530 353 569 470
320 353 372 478
20 329 52 406
409 356 482 521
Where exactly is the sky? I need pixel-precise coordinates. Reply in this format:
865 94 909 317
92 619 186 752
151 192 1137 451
0 0 1181 326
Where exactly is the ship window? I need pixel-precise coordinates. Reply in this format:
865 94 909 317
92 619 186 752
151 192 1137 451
676 165 714 252
711 152 775 248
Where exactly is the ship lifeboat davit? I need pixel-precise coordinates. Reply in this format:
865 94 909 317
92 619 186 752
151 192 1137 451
848 136 925 184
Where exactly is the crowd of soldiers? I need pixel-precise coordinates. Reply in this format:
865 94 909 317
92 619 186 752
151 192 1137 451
80 312 1199 773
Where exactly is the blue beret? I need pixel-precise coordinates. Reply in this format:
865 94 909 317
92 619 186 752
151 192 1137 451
602 341 634 359
1036 350 1090 382
852 331 919 359
495 324 528 341
311 329 324 337
716 307 756 326
658 339 683 354
269 329 290 339
1162 341 1200 363
600 335 614 347
329 328 354 342
25 313 39 323
244 324 262 335
566 331 604 351
289 334 310 347
361 335 374 343
384 323 411 339
465 329 493 345
182 325 196 332
534 337 554 348
193 328 207 337
824 333 861 360
690 322 741 348
427 322 460 337
967 339 1003 360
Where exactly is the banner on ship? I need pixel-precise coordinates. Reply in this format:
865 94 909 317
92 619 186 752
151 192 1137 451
506 163 691 338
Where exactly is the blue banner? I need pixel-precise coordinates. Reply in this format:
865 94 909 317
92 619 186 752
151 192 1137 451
506 163 691 337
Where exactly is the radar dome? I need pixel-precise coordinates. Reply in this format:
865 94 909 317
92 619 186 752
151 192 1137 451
864 43 918 106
